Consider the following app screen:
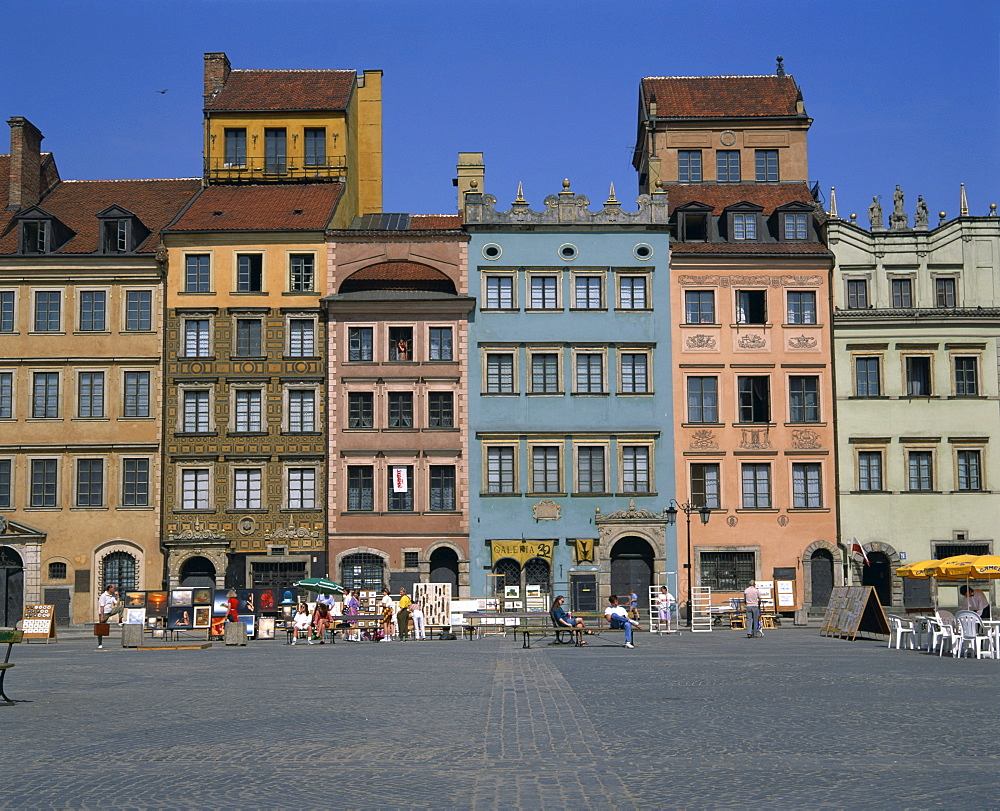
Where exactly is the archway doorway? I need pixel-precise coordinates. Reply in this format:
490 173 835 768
180 556 217 588
610 536 654 611
0 546 24 627
862 551 892 605
810 549 834 607
429 547 459 598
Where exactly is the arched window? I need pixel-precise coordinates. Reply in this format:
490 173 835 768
491 557 551 597
101 551 137 592
341 553 385 592
492 559 520 594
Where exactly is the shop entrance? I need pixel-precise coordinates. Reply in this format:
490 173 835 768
569 573 598 612
810 548 834 607
610 536 654 610
429 547 459 598
0 546 24 627
180 556 217 588
862 551 893 605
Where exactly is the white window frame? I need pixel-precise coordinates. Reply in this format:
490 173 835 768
178 465 213 511
121 369 153 419
123 288 155 332
176 383 216 434
483 349 518 394
288 251 317 293
482 272 517 310
230 384 266 433
31 288 64 333
527 442 563 494
181 314 214 358
615 273 650 311
574 442 609 494
572 348 607 394
619 443 653 494
0 288 19 333
571 272 605 310
0 368 15 420
77 287 110 333
120 455 153 508
74 456 106 508
527 271 561 310
283 384 319 433
484 443 518 494
232 465 265 510
27 455 61 509
285 465 318 510
76 368 108 419
618 349 651 394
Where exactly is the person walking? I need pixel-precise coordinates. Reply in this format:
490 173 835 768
98 584 124 624
628 590 640 621
657 585 675 633
396 587 412 641
605 594 640 649
744 580 762 638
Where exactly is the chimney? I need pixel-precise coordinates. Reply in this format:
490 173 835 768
455 152 485 213
203 52 231 104
7 117 44 212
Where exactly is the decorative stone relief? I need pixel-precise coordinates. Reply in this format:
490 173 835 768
237 517 256 536
677 274 822 288
532 500 562 521
777 515 789 527
169 519 227 542
791 429 822 450
266 522 320 541
788 334 818 349
740 428 771 450
727 515 738 527
737 334 766 349
686 334 717 349
690 430 718 450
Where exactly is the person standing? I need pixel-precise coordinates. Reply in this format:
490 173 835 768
98 584 124 624
628 590 640 621
380 589 395 641
410 597 426 640
744 581 761 638
960 585 991 619
225 589 240 623
396 588 412 641
605 594 640 649
657 585 675 633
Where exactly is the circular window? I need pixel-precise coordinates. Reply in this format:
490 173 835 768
633 243 653 260
558 243 578 260
482 243 502 260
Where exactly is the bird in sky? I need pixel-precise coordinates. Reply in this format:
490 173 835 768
155 89 168 94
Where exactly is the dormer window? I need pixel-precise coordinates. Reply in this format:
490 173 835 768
733 213 757 240
775 202 815 242
22 220 48 254
724 202 764 242
97 205 149 254
17 207 73 255
784 214 808 240
674 202 714 242
103 220 128 253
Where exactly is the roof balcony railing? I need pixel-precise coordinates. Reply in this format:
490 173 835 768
206 156 347 184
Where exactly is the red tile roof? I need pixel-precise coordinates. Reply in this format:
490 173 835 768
0 177 200 255
339 261 456 294
667 183 816 216
409 215 462 230
167 183 343 232
642 76 803 118
205 70 356 112
671 242 830 255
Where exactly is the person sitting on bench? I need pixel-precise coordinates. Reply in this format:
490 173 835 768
605 595 641 649
550 595 587 645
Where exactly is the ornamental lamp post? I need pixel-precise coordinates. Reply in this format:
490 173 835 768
664 500 711 628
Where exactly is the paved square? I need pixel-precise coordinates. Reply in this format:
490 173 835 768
3 627 994 808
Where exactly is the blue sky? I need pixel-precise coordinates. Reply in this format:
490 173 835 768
5 1 998 222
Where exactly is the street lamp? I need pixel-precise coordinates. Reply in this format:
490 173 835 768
664 500 711 627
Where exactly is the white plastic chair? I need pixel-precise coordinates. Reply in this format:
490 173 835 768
887 614 916 650
927 617 954 657
952 611 992 659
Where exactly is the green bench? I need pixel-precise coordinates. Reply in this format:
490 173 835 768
0 629 25 704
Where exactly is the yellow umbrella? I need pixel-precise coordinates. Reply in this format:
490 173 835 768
932 555 982 579
966 554 1000 578
895 559 940 578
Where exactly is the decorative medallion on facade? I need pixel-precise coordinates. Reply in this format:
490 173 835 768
690 430 718 450
788 334 818 349
237 517 257 536
791 429 822 450
727 516 738 527
686 334 717 349
532 500 562 521
777 515 789 527
740 428 772 450
737 334 766 349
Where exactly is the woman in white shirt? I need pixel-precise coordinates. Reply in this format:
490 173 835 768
291 602 312 645
657 586 675 632
410 598 426 640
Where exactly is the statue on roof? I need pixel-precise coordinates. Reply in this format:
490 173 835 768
868 196 884 230
890 185 908 229
914 195 929 230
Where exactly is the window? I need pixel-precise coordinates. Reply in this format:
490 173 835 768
430 465 456 510
237 254 263 292
787 291 816 324
620 353 648 393
700 551 755 591
79 291 106 331
22 221 48 254
577 446 606 493
736 290 767 324
690 463 720 509
574 276 602 309
123 372 150 418
287 468 316 509
0 459 10 508
77 371 105 418
0 291 13 332
618 276 647 309
388 392 414 428
348 327 373 361
182 390 210 432
737 376 770 423
755 150 778 182
788 376 820 423
183 319 211 357
530 353 560 393
125 291 152 331
31 459 58 507
905 356 932 396
348 392 373 429
955 356 978 396
679 211 709 241
957 450 982 491
621 446 650 493
678 150 702 182
234 468 262 509
846 279 868 309
530 275 558 308
429 327 453 360
792 463 822 508
485 276 514 309
48 562 67 580
388 327 413 361
288 318 315 357
891 278 913 308
575 353 604 393
234 389 262 432
783 214 808 240
34 291 61 331
224 128 246 168
388 465 414 511
907 450 934 491
234 318 262 357
733 213 757 240
531 447 560 493
288 389 316 432
486 446 515 493
304 127 326 167
858 451 883 492
122 458 150 506
347 466 374 511
101 218 131 254
685 290 715 324
101 551 137 593
181 468 210 509
32 372 59 418
717 150 740 182
264 128 286 173
289 254 314 292
855 357 881 397
427 392 454 428
0 372 11 419
935 278 956 308
686 377 718 423
486 353 515 393
404 551 419 568
185 255 211 293
76 459 104 507
741 463 771 508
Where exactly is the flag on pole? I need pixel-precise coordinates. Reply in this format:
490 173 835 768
851 539 870 566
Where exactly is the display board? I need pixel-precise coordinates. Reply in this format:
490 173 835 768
22 604 57 641
413 583 451 627
820 586 890 640
775 580 796 609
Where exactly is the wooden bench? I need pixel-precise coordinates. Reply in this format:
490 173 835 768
0 629 25 704
521 614 636 649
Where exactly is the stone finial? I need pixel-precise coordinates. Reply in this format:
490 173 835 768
470 179 478 190
938 211 947 225
776 55 785 77
829 187 838 218
561 178 572 194
960 183 968 216
513 181 527 206
850 213 857 223
606 182 619 206
990 203 997 217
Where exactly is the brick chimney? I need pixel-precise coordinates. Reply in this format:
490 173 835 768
7 116 44 212
203 52 231 104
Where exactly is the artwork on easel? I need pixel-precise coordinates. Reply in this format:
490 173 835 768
167 607 192 629
193 606 212 628
170 589 193 607
413 583 451 628
146 591 168 618
238 614 256 637
125 592 146 608
210 617 226 638
504 586 520 600
192 589 213 605
258 617 275 639
125 608 146 625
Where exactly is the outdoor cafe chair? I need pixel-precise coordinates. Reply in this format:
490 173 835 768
887 614 916 651
926 616 955 657
952 610 992 659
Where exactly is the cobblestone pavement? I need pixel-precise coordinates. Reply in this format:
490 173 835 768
2 627 996 809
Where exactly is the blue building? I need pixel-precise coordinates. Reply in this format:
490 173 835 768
463 178 674 612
